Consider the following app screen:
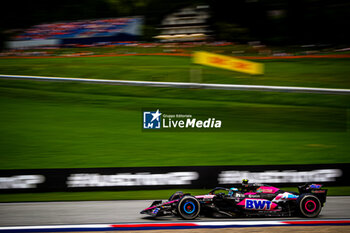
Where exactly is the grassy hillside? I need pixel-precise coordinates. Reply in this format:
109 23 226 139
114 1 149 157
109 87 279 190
0 80 348 169
0 55 349 200
0 56 350 88
0 56 349 170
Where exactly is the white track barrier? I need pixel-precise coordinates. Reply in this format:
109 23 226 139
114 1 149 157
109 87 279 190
1 74 349 95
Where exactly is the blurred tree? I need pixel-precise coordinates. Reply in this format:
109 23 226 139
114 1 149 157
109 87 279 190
214 22 253 42
142 24 158 41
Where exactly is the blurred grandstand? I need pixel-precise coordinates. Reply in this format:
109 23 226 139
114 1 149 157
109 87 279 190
155 5 210 42
7 17 142 49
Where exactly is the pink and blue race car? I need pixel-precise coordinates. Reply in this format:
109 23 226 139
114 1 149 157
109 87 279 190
140 183 327 219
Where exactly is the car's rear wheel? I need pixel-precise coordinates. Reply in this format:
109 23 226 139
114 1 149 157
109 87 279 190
177 196 200 220
297 194 322 217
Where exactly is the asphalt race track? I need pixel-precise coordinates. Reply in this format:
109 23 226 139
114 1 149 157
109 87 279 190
0 197 349 227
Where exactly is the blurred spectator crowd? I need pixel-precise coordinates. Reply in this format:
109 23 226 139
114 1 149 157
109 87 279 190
13 18 134 40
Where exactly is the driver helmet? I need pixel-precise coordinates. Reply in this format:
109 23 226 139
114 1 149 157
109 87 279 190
228 187 238 196
242 179 249 187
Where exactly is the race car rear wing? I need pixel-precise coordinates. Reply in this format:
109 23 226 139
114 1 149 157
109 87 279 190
298 183 328 204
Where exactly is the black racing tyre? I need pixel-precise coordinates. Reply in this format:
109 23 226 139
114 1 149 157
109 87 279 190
176 196 200 220
169 191 184 201
297 194 322 218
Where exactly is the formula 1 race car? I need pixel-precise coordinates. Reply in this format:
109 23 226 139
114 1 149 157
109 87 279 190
140 183 327 220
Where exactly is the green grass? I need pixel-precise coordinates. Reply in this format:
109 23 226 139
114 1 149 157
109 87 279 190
0 79 349 169
0 56 350 88
0 55 349 199
1 187 349 202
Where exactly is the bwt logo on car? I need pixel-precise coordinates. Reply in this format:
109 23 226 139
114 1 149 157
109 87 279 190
244 199 272 210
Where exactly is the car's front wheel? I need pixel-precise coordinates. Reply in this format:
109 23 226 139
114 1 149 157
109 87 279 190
176 196 200 220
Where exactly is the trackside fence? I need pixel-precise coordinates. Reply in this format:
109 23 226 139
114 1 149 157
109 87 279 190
0 164 348 193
